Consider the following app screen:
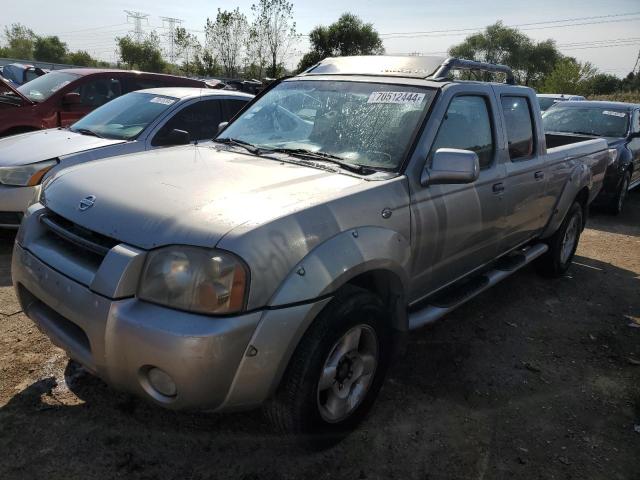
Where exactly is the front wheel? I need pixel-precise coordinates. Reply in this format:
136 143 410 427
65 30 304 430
264 286 391 448
536 201 583 277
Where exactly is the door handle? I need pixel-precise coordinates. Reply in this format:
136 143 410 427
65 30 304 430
492 182 505 194
534 171 545 180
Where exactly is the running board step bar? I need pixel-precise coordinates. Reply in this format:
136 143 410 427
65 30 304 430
408 243 549 331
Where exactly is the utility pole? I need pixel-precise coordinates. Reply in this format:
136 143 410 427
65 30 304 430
125 10 149 43
161 16 184 63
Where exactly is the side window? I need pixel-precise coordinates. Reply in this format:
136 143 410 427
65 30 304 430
430 95 494 169
222 99 248 121
72 77 123 107
153 100 223 145
632 109 640 134
501 96 535 161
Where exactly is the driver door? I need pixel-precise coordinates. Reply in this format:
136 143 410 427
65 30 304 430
408 89 506 301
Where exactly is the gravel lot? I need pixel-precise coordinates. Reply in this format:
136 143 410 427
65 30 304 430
1 192 639 480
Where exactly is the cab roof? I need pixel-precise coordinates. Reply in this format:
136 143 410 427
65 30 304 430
299 55 516 85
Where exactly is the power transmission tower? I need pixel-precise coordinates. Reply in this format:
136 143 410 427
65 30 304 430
161 16 184 63
633 49 640 74
125 10 149 43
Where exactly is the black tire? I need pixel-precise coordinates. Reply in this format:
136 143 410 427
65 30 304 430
608 170 631 215
264 285 391 448
536 201 583 277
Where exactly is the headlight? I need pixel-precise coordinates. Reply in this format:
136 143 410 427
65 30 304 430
138 246 249 315
607 148 618 167
0 159 57 186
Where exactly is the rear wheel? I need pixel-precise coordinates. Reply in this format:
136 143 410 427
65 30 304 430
609 171 631 215
264 286 391 448
536 201 583 277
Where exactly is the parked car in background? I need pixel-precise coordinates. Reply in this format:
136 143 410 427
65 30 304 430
0 87 252 228
543 100 640 214
13 56 610 445
537 93 585 112
0 63 48 86
0 69 211 137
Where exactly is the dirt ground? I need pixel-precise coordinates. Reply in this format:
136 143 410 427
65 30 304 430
1 193 639 480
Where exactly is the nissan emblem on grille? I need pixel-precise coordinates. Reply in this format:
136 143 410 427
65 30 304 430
78 195 96 211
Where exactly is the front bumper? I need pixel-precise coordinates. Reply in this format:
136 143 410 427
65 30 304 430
13 240 329 411
0 184 37 227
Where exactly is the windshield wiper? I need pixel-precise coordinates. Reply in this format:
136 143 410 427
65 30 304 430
73 128 104 138
263 148 374 174
213 137 261 155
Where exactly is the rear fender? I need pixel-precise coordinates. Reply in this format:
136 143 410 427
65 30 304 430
540 162 591 239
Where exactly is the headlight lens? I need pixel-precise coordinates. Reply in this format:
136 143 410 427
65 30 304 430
607 148 618 167
138 246 249 315
0 159 57 186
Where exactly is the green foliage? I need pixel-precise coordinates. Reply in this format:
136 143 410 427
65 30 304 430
117 33 166 73
33 36 68 63
205 8 248 77
3 23 36 59
251 0 297 77
587 73 622 95
448 22 559 86
66 50 97 67
540 57 598 96
298 13 384 72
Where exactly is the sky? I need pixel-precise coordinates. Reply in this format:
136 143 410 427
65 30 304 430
3 0 640 76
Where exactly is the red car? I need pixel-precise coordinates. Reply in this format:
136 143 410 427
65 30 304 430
0 69 209 137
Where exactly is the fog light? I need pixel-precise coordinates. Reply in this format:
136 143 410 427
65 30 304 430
147 367 177 397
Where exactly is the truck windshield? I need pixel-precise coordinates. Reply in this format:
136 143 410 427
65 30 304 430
70 92 178 140
218 80 435 170
538 97 559 111
543 106 629 138
17 71 80 102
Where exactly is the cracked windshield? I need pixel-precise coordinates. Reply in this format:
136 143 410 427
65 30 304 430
219 80 435 169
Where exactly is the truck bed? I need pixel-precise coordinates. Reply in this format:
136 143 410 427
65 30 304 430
545 132 596 149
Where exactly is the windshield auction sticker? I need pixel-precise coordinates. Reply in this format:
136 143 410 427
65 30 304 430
602 110 626 117
150 96 176 105
367 92 426 104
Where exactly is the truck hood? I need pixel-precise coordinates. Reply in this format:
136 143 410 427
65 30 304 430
44 145 367 249
0 77 33 105
0 128 126 166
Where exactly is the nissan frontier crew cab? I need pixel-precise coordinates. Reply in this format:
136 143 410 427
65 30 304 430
13 56 611 446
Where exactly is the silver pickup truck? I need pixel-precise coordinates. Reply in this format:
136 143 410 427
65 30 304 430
12 56 610 445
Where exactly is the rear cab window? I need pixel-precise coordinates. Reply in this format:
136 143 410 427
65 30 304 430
501 96 535 161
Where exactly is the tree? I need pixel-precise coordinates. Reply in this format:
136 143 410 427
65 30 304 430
251 0 297 77
541 57 598 95
298 13 384 71
588 73 622 95
117 32 166 73
33 36 68 63
448 22 560 86
3 23 36 59
175 27 203 76
66 50 97 67
205 8 248 78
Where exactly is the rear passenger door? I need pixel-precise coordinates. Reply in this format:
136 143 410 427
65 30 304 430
498 91 548 251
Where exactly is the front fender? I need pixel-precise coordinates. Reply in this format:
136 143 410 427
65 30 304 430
540 162 591 239
268 226 411 307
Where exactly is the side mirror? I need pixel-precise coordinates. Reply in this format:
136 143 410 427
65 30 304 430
217 121 229 134
62 92 81 106
160 129 191 146
628 131 640 140
421 148 480 186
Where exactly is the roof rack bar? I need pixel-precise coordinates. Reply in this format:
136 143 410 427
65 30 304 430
428 57 516 85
